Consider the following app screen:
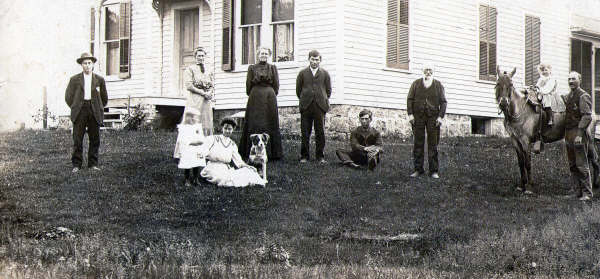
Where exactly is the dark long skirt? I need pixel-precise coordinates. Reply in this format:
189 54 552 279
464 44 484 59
239 85 283 160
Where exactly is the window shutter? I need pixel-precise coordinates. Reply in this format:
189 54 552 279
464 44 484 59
594 47 600 114
119 1 131 79
479 5 496 81
398 0 409 68
222 0 235 71
386 0 408 69
386 0 398 67
479 5 488 79
488 7 497 79
525 15 540 86
90 7 96 55
524 16 533 85
532 17 540 83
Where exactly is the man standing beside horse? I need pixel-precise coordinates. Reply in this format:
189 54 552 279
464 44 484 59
564 71 599 201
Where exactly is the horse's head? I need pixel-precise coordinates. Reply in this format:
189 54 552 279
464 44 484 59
495 65 517 112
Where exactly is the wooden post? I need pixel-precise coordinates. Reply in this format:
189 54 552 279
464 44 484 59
127 95 131 116
43 86 48 129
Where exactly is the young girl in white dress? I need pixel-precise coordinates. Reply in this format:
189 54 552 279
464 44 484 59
535 64 563 125
198 118 267 187
173 108 206 186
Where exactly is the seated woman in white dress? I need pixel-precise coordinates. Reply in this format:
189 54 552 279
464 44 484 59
199 117 267 187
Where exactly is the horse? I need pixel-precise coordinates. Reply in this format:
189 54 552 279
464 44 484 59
494 65 567 194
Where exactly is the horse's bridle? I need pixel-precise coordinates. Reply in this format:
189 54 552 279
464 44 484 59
496 83 526 121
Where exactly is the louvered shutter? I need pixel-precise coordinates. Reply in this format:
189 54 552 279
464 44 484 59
479 5 496 81
488 7 496 79
479 5 488 79
386 0 408 69
525 15 540 86
594 48 600 114
90 7 96 55
222 0 234 71
119 1 131 78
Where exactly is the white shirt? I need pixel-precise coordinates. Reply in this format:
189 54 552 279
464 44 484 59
311 67 319 76
83 73 92 100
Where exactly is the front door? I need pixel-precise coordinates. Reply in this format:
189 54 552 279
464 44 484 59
179 9 199 96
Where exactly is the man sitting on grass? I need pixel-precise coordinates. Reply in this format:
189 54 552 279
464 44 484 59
335 109 383 171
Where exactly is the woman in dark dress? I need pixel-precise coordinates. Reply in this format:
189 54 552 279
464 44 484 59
239 46 283 160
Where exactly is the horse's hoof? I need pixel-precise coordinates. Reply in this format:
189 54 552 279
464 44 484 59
524 190 534 195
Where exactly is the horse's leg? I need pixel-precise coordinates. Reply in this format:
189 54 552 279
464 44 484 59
511 137 526 191
522 137 534 195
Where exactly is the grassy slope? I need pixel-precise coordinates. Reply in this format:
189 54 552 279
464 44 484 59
0 130 598 278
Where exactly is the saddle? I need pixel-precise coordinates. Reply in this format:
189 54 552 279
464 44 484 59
523 87 553 142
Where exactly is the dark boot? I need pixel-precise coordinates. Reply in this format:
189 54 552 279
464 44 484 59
532 141 542 154
545 108 553 126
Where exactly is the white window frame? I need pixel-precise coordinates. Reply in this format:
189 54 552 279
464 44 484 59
233 0 298 72
99 0 130 81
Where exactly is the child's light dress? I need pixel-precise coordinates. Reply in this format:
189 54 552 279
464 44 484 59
174 123 206 169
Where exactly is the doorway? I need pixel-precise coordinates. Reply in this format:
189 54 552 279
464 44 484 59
178 8 199 95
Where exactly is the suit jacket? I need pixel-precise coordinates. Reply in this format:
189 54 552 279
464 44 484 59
65 72 108 124
296 67 332 113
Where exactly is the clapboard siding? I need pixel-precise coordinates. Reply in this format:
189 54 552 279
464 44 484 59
98 0 580 118
342 0 572 118
211 0 339 110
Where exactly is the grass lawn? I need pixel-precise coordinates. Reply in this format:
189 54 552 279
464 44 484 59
0 129 599 278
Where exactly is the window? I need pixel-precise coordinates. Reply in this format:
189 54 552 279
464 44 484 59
386 0 409 69
524 15 540 86
471 117 490 135
90 8 96 55
234 0 294 66
101 0 131 78
479 4 496 81
272 0 294 62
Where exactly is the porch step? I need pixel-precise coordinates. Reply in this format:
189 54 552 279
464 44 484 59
102 108 127 129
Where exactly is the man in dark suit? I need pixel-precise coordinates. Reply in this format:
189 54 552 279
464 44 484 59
296 50 332 163
407 63 447 179
65 53 108 173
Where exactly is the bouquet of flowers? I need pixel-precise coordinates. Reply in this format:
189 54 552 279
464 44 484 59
194 80 213 90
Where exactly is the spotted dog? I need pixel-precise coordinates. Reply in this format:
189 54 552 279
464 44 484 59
249 133 270 182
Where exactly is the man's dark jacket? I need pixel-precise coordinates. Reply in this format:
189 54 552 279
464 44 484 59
65 73 108 125
406 78 447 118
296 67 332 113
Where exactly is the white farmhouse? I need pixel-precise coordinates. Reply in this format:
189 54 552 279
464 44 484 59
3 0 600 137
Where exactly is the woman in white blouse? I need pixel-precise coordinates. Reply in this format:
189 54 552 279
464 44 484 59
198 118 267 187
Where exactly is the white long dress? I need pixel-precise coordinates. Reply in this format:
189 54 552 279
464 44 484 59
199 135 267 187
536 76 565 112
